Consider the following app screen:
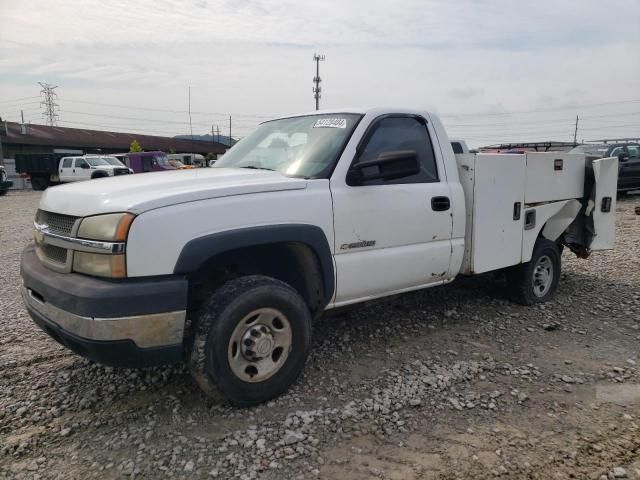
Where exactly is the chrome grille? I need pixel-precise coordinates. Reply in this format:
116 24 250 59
41 243 68 264
36 210 80 236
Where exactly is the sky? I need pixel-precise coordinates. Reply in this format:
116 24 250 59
1 0 639 147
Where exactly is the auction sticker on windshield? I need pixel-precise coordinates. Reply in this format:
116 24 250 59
313 118 347 129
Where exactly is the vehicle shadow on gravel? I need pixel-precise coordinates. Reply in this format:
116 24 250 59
18 257 634 433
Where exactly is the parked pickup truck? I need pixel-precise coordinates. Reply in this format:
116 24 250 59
20 108 618 406
15 154 131 190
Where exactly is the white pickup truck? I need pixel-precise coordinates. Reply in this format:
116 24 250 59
15 154 131 190
20 108 618 405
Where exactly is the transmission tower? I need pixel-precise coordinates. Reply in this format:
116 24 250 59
38 82 59 126
312 54 325 110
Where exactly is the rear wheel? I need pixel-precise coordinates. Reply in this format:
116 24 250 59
507 239 561 305
31 176 49 191
189 275 312 406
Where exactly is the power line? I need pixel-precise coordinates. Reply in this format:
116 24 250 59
62 98 276 119
439 99 640 118
58 109 260 128
0 95 41 104
56 120 202 136
38 82 59 126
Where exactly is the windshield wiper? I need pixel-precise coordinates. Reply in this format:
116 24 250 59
240 166 276 172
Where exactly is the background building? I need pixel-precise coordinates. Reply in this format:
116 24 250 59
0 120 227 158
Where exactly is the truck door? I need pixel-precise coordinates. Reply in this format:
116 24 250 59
142 156 153 172
620 145 640 190
73 158 91 181
590 156 618 250
59 157 74 182
330 115 453 306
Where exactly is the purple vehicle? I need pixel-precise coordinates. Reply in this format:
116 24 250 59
123 151 176 173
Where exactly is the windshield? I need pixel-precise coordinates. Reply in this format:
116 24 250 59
569 145 608 156
154 154 170 166
214 114 362 178
102 156 125 166
86 157 110 166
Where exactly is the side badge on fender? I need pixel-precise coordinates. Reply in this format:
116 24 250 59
340 240 376 250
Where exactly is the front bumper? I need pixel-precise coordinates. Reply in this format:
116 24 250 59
21 245 188 368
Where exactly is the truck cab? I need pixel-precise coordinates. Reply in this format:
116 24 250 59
59 155 130 182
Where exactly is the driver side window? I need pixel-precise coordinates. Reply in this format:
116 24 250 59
351 116 439 186
74 158 88 168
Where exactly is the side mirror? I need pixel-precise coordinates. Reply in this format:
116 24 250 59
348 150 420 185
618 152 629 162
80 163 90 169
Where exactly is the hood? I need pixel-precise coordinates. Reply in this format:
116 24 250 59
40 168 307 216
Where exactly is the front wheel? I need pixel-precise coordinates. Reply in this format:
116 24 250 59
506 239 561 305
189 275 312 406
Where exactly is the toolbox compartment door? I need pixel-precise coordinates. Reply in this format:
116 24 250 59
589 156 618 250
470 154 526 273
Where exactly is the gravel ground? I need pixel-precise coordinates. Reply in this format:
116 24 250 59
1 190 639 480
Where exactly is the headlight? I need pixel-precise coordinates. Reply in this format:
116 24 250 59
77 213 135 241
73 252 126 278
74 213 134 278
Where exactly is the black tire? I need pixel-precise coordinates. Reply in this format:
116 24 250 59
506 239 561 305
189 275 312 406
91 172 108 179
0 189 7 196
31 177 49 191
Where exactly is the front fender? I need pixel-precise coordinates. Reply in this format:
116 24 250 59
173 224 335 304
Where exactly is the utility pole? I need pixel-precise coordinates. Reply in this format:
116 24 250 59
313 53 325 110
188 86 194 151
229 115 232 146
573 115 579 146
211 125 215 146
38 82 59 126
217 125 220 145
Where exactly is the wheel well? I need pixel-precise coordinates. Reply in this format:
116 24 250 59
187 242 327 316
91 171 108 179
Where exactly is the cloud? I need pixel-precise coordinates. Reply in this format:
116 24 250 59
0 0 638 146
450 88 482 99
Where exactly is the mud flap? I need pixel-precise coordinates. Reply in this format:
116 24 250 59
589 157 618 250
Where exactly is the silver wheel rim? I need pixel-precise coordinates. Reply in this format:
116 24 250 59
532 255 554 298
227 307 292 383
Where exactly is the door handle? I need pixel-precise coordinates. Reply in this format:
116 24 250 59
431 196 450 211
513 202 522 220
